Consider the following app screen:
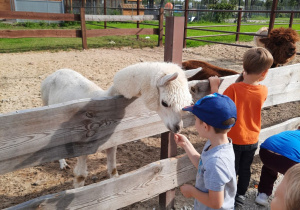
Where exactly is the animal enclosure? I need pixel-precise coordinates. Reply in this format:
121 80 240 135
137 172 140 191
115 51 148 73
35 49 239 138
0 8 164 49
0 62 299 209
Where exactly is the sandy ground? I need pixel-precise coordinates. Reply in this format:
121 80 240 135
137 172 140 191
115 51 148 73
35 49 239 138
0 41 300 209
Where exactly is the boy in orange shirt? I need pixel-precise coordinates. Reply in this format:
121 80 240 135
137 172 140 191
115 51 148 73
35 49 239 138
209 47 273 206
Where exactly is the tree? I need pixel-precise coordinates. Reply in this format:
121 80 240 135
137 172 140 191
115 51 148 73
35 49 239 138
229 0 238 5
264 0 273 17
208 3 235 22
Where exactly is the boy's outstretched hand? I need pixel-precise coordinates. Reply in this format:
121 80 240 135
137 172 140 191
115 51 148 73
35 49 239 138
180 184 195 198
174 133 189 148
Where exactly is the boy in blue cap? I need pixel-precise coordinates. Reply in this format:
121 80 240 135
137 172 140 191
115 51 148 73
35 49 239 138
175 93 237 210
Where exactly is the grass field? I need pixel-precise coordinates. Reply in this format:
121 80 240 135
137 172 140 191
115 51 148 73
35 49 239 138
0 19 299 53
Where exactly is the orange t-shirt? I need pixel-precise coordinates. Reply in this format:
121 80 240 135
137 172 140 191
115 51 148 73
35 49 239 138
223 82 268 145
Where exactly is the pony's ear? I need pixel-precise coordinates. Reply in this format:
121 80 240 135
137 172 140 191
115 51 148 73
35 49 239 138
157 72 178 87
184 67 202 79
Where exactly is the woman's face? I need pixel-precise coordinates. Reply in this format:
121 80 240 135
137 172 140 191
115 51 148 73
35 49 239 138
270 177 287 210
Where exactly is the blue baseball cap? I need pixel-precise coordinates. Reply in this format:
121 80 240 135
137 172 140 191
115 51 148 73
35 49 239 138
183 93 237 129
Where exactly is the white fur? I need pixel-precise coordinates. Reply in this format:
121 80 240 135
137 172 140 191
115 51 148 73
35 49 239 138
41 62 200 188
41 69 113 188
253 27 268 47
109 62 194 132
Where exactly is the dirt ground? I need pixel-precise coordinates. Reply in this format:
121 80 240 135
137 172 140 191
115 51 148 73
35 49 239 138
0 41 299 209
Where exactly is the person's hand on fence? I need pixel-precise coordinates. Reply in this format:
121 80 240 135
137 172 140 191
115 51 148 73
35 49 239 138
208 76 220 94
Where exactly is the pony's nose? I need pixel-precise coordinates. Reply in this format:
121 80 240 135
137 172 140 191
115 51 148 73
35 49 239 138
167 124 181 133
171 123 182 133
174 125 181 133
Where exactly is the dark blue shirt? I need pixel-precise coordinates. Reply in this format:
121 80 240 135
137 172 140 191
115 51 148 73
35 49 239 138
260 130 300 163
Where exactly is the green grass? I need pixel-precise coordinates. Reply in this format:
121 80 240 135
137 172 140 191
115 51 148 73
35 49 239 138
0 19 299 53
185 21 300 47
0 21 159 53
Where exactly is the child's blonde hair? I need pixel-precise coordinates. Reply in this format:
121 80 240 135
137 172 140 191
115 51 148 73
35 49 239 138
284 163 300 210
243 47 273 74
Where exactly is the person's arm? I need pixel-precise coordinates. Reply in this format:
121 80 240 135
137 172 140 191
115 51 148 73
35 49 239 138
208 76 220 94
180 184 224 209
174 133 200 168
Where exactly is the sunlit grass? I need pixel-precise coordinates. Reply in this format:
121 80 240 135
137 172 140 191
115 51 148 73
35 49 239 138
0 18 299 53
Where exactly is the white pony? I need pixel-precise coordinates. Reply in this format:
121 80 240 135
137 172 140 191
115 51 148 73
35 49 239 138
41 62 200 188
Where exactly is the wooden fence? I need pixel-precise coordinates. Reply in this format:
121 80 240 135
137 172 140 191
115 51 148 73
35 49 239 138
2 1 300 53
0 14 300 209
0 7 164 49
0 62 299 209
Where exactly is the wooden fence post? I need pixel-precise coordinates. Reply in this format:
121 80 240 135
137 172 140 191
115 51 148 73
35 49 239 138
183 0 189 48
159 16 185 210
65 0 69 13
104 0 107 29
163 16 185 65
268 0 279 34
80 7 88 50
235 8 242 42
289 12 294 28
158 8 164 47
136 0 140 40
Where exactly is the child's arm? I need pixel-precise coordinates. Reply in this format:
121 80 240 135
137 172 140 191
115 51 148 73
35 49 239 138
180 184 224 209
174 133 200 168
208 76 220 94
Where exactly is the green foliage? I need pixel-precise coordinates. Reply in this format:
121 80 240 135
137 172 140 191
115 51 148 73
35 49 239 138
265 0 273 9
108 9 122 15
208 3 235 23
39 21 47 27
23 21 38 28
60 21 80 27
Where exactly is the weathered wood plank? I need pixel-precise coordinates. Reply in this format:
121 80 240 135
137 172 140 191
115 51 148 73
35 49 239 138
0 29 81 38
6 118 300 210
86 28 159 37
0 96 170 174
0 28 159 39
6 154 197 210
85 14 159 22
0 10 80 21
189 63 300 108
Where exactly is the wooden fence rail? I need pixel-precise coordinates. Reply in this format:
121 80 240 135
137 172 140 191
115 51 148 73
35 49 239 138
0 8 164 49
5 118 300 210
1 64 299 209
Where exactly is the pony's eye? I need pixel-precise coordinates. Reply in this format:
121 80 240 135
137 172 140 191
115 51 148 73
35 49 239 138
161 101 169 107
